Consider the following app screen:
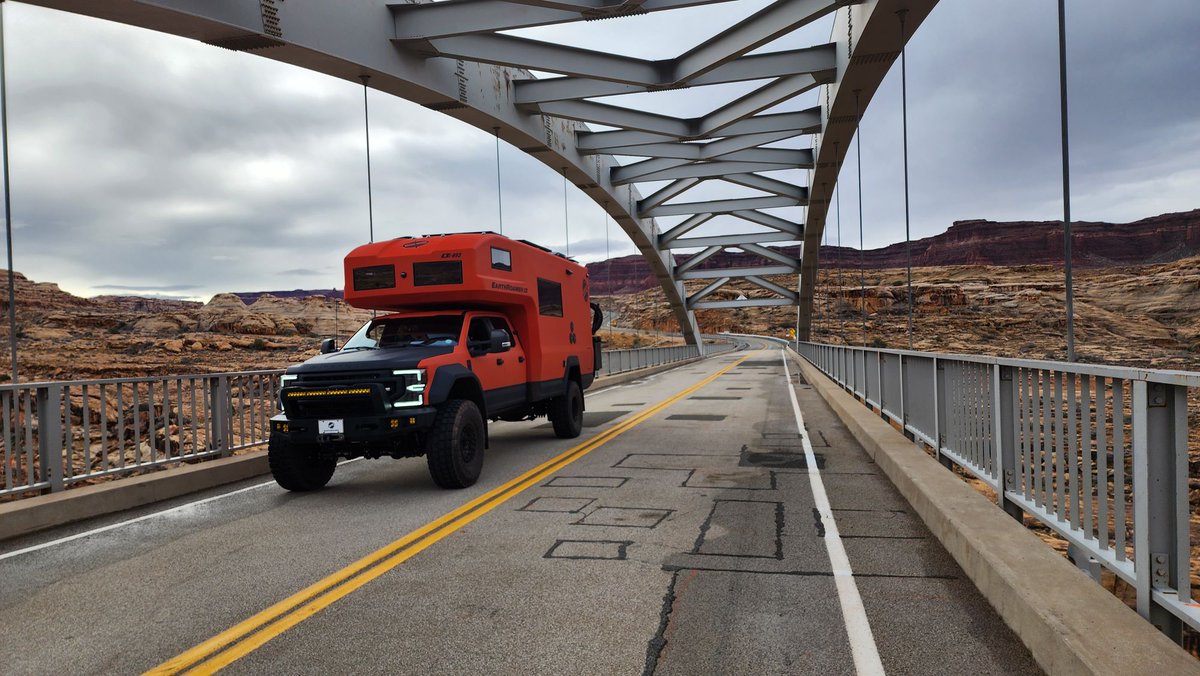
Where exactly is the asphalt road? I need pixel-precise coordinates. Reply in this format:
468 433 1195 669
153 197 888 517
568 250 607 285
0 338 1041 675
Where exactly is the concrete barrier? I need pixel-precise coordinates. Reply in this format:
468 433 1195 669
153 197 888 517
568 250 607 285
0 453 269 542
789 351 1197 675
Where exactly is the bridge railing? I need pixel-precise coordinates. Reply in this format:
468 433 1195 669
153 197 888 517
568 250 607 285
601 345 700 375
0 371 279 499
0 344 711 501
795 341 1200 638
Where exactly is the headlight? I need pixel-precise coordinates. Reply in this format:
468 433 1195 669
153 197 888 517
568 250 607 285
390 369 426 408
278 374 297 410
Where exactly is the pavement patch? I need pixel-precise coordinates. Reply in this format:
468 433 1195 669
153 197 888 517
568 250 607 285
575 506 673 529
739 446 818 470
544 540 632 561
615 453 738 471
518 497 596 513
542 476 628 489
683 468 775 491
693 499 783 560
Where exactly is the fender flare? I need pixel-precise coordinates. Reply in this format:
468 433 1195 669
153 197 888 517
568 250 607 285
429 365 485 412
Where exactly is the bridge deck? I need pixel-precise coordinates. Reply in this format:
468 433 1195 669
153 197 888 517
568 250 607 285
0 341 1040 674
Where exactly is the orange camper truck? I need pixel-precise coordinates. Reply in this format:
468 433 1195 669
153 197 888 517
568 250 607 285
269 233 602 491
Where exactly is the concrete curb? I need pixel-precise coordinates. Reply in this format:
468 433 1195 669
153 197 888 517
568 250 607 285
789 352 1197 675
0 355 712 543
0 452 269 542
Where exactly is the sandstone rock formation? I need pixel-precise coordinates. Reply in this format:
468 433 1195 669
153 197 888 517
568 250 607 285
588 209 1200 295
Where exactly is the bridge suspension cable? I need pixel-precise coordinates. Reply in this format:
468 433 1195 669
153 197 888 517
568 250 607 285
604 201 613 340
899 9 914 351
360 75 374 243
1058 0 1075 362
1 2 15 384
834 141 844 346
854 90 866 347
561 167 570 257
493 127 504 236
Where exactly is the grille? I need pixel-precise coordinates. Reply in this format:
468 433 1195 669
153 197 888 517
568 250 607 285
298 371 388 384
289 394 378 419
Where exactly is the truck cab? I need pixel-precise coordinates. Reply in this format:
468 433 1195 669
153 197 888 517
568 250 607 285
269 233 601 491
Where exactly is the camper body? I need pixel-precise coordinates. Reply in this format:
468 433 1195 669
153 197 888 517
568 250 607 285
269 233 601 490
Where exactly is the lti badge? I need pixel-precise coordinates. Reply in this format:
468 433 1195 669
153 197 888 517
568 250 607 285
319 419 344 435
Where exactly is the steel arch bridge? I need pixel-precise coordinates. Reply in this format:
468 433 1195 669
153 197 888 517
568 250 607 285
26 0 936 347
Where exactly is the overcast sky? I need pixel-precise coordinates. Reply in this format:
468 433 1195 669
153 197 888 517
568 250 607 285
2 0 1197 301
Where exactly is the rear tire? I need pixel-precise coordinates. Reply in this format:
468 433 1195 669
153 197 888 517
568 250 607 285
550 380 584 439
268 436 336 492
426 399 485 489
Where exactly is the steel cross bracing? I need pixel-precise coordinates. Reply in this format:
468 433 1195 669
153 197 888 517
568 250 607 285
26 0 935 344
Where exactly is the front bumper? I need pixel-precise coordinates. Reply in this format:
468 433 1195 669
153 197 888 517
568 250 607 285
270 407 438 446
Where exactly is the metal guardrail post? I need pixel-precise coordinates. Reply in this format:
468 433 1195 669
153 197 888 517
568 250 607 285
994 365 1023 522
37 385 64 492
1133 380 1188 639
208 376 232 456
934 359 952 470
878 353 888 410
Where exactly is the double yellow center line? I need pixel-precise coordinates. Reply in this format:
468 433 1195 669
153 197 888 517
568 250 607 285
148 353 752 674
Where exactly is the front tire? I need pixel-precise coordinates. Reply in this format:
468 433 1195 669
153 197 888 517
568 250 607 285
268 436 336 492
550 380 584 439
426 399 485 489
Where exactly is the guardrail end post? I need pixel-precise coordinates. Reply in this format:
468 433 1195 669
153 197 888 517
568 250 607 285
208 376 233 457
933 359 952 470
37 385 65 492
995 365 1023 522
1136 381 1187 641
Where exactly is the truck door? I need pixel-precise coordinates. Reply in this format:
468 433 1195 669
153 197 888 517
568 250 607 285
466 316 527 415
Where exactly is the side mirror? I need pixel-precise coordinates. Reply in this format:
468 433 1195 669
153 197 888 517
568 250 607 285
320 338 337 354
489 329 512 353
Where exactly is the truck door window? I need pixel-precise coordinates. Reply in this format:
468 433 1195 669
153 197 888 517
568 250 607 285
489 317 517 350
467 317 492 356
537 278 563 317
491 248 512 271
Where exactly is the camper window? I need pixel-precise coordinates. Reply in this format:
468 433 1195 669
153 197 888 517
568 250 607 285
537 278 563 317
413 261 463 286
491 248 512 271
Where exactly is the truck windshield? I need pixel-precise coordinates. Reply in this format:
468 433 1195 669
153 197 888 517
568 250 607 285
341 315 463 350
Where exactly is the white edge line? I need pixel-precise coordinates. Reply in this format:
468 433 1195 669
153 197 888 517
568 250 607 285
781 349 887 676
0 458 362 562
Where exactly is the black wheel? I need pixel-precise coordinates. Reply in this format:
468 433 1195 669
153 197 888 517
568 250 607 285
426 399 485 489
550 380 584 439
268 435 336 492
